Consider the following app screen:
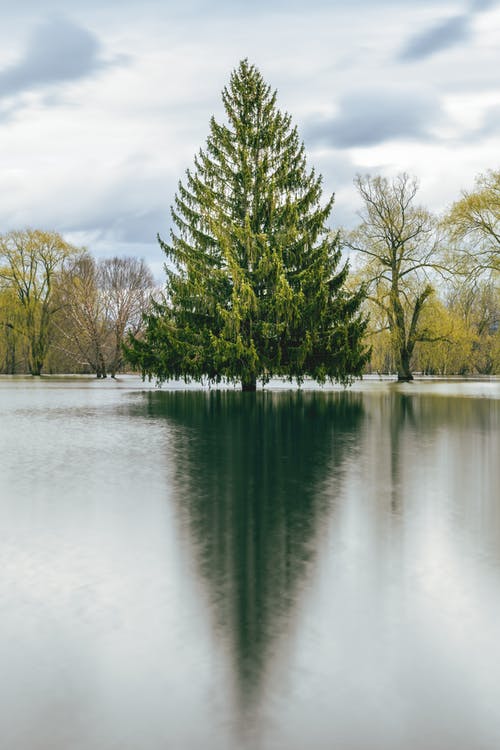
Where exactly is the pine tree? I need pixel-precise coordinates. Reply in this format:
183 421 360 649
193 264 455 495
126 60 369 390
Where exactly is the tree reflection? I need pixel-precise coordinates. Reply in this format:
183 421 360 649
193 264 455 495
143 390 364 713
389 393 415 513
365 387 500 521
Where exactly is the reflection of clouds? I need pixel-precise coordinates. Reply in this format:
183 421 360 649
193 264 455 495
144 390 364 721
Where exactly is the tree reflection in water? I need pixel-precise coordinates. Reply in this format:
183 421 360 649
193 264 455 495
143 389 364 719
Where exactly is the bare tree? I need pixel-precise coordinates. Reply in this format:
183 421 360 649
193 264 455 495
54 254 154 377
345 174 445 380
99 257 154 377
55 253 110 376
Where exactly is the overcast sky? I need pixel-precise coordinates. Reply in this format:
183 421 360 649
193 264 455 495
1 0 499 277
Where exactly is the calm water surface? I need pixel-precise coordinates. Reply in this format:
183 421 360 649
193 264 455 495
1 376 499 749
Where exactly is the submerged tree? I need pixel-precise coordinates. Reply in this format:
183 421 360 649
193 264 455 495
99 257 154 377
54 253 110 377
126 60 369 389
345 174 443 381
0 287 24 373
0 229 78 375
55 254 154 377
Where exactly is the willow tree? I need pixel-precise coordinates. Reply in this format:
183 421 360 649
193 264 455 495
0 229 78 375
126 60 368 390
445 168 500 279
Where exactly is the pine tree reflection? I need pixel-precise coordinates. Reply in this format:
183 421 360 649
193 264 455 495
144 390 364 711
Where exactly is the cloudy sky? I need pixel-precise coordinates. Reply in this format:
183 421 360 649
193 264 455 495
1 0 499 277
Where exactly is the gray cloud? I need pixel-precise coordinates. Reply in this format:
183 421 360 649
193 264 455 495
469 0 496 10
103 208 171 245
399 14 470 62
469 103 500 140
56 206 171 282
305 89 441 149
54 202 171 246
399 0 496 62
0 15 114 99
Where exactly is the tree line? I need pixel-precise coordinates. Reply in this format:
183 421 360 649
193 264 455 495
345 171 499 379
0 230 154 376
1 61 498 383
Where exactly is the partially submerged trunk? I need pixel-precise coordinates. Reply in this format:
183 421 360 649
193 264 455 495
241 377 257 392
96 359 107 378
95 349 107 378
28 333 46 376
395 285 432 382
29 343 44 375
397 348 414 381
397 368 414 382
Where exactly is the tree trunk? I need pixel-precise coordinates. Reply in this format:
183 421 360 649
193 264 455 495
96 351 107 378
242 377 257 392
28 335 43 375
29 350 43 376
397 348 414 381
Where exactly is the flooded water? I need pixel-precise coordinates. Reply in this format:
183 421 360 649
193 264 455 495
1 376 499 749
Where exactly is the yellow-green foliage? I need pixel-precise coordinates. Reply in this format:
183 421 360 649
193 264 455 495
414 298 475 375
445 169 500 277
0 229 78 375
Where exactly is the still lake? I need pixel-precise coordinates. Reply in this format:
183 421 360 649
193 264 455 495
1 376 499 750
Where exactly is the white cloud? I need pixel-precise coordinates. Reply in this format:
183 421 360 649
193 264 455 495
0 1 498 270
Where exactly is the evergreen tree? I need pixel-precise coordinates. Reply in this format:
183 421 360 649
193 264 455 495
126 60 369 390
